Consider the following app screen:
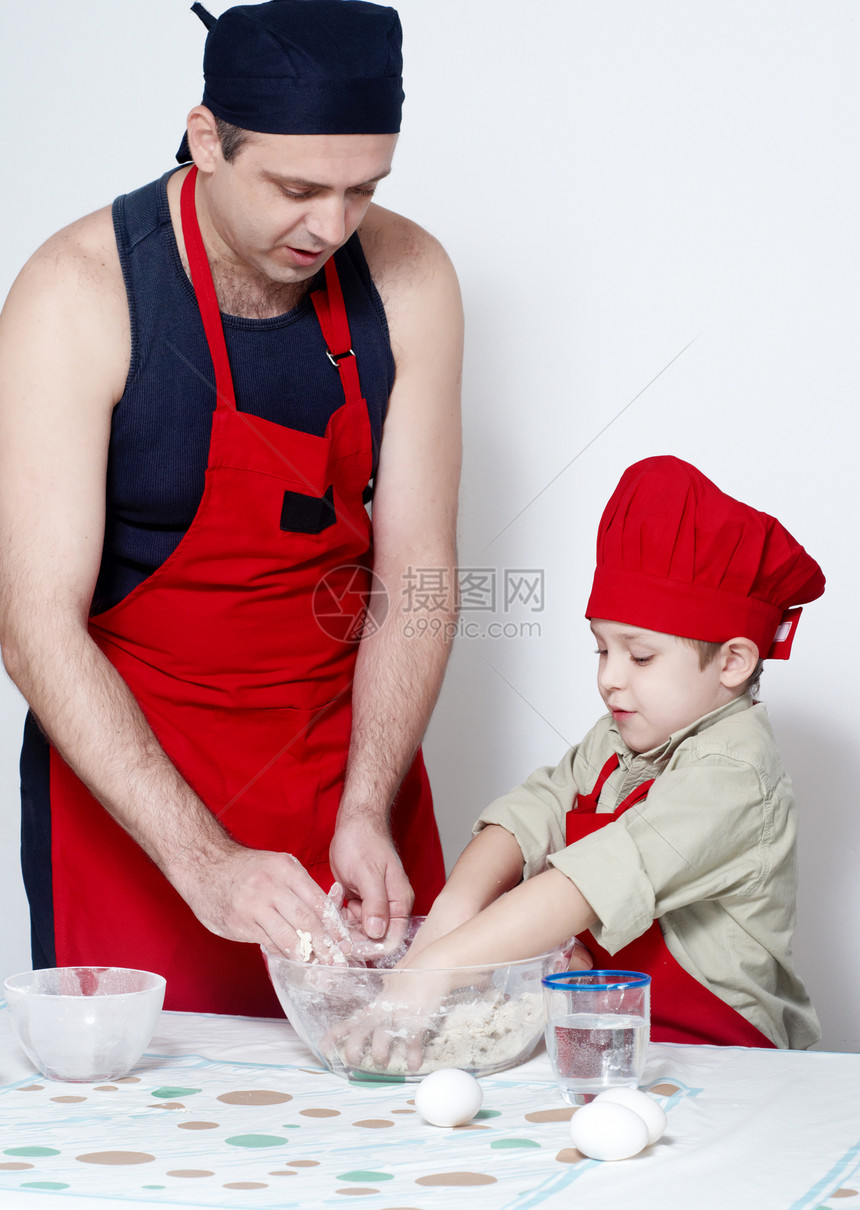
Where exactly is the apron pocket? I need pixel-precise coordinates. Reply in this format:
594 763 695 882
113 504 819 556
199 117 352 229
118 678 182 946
280 484 336 535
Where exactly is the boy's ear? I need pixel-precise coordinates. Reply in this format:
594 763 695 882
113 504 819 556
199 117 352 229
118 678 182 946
719 637 760 688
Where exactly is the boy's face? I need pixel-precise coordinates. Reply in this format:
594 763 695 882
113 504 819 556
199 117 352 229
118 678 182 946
590 620 735 754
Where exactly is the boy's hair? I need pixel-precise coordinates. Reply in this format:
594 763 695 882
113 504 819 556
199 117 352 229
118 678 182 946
681 638 763 697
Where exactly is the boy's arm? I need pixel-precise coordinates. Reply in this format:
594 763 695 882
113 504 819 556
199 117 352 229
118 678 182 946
404 867 597 969
406 742 587 960
473 744 583 880
406 824 525 958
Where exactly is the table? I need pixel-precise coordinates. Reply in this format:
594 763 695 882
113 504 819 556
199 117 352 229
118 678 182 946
0 1004 857 1209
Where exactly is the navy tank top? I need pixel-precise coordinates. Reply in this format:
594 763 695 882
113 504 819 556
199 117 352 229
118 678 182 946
92 168 394 614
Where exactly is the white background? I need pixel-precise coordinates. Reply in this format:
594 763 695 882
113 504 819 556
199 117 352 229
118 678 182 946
1 2 857 1050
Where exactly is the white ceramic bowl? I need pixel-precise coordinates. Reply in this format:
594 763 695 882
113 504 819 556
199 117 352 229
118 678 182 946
4 966 166 1083
265 918 576 1081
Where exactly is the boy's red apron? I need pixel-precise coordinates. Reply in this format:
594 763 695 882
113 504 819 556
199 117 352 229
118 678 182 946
567 754 775 1047
48 166 445 1015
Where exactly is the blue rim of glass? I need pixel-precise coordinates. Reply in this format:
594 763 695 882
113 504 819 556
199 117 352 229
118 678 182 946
541 969 650 991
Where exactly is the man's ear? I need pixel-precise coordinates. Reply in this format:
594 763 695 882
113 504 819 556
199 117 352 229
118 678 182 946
185 106 223 172
719 637 760 688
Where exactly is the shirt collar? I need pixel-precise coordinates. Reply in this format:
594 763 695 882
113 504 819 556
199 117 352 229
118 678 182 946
607 692 755 767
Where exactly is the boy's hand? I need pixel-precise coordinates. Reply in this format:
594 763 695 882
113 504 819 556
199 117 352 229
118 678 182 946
321 964 463 1076
568 937 595 971
323 930 494 1075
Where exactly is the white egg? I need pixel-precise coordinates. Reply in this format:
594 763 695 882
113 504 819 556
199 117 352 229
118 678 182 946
594 1087 668 1145
569 1100 650 1161
414 1068 483 1127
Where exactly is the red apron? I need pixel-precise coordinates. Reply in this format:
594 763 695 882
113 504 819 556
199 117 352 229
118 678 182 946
567 754 775 1047
48 166 445 1015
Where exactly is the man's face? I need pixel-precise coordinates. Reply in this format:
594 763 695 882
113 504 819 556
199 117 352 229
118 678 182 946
590 620 732 754
198 131 398 283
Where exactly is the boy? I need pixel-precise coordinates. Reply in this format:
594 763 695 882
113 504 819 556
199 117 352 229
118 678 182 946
404 456 824 1048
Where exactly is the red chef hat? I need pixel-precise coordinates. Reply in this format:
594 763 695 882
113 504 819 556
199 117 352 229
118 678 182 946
585 456 825 659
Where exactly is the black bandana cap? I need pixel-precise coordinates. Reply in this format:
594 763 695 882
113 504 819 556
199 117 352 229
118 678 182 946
176 0 404 163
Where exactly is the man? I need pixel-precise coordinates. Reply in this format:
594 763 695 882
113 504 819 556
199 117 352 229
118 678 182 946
0 0 461 1014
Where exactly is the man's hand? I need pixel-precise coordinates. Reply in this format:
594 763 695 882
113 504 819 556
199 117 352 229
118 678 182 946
167 843 349 964
329 813 414 941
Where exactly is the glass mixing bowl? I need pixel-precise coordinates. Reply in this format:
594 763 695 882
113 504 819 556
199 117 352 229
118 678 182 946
264 918 579 1081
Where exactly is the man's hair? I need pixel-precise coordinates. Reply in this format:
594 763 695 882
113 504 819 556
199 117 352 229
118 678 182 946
215 117 253 163
681 637 763 698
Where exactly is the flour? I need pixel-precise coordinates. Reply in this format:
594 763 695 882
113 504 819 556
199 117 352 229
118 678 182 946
320 885 356 966
293 885 356 966
356 988 546 1076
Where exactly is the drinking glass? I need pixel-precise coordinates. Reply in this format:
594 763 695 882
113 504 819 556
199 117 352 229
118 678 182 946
542 970 650 1105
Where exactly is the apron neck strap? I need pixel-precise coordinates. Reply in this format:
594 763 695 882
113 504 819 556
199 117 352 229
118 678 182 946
575 753 620 812
180 166 236 411
311 260 365 407
615 777 655 815
574 751 655 816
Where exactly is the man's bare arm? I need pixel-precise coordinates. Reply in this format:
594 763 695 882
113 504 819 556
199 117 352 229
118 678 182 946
329 205 463 937
0 215 336 960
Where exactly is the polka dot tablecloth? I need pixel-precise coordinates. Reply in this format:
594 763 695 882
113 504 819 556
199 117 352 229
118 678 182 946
1 1008 859 1209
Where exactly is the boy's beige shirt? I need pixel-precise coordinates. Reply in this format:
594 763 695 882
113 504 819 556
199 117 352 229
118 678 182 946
475 694 820 1049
